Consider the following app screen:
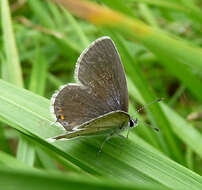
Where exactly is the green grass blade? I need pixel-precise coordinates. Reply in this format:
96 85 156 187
127 0 188 12
186 146 194 171
47 1 65 29
28 46 59 169
0 167 170 190
61 7 90 48
16 138 35 166
36 148 58 170
168 85 186 107
1 0 23 86
161 104 202 159
48 74 63 88
0 80 202 189
0 151 37 170
0 125 12 154
138 3 159 27
1 0 35 167
27 0 56 28
101 0 137 17
28 0 83 53
29 48 48 96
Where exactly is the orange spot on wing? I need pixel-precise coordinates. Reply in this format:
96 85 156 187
60 115 65 120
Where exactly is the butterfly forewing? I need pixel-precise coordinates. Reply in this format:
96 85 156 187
76 37 128 112
51 37 128 131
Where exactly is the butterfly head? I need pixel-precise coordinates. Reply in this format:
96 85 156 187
129 118 138 128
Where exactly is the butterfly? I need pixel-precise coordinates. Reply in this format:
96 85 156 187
49 37 138 146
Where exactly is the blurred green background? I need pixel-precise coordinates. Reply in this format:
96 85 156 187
0 0 202 189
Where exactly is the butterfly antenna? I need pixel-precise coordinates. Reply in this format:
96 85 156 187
146 123 159 132
131 98 164 132
138 120 159 132
136 98 165 113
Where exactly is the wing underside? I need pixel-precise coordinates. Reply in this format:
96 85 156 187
49 111 130 141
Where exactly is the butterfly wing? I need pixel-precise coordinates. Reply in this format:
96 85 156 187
51 37 128 130
51 83 116 130
48 111 130 141
75 37 128 112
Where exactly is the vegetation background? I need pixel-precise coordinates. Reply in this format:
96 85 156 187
0 0 202 189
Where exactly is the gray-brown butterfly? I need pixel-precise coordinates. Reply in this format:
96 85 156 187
48 37 138 149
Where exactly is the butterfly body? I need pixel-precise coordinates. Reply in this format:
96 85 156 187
49 36 137 142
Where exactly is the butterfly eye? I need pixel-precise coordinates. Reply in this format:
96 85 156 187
129 118 138 127
129 119 134 127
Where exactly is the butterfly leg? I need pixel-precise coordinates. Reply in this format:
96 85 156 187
118 134 128 155
126 127 130 139
96 134 113 157
50 120 57 127
118 134 126 139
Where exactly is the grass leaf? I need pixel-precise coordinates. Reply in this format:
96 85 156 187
0 80 202 189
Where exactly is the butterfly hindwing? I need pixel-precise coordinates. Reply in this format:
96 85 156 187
50 111 130 141
52 84 115 130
